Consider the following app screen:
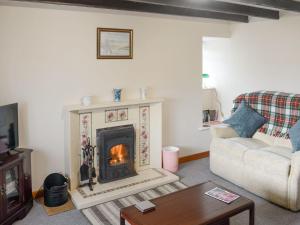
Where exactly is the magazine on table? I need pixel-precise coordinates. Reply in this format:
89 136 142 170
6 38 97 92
135 200 156 213
205 187 240 204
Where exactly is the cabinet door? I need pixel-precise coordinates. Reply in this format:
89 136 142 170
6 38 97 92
3 160 24 218
0 170 3 222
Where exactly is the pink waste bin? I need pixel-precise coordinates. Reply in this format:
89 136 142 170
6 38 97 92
162 146 179 173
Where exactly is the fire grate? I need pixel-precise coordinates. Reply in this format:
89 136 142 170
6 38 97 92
96 124 136 183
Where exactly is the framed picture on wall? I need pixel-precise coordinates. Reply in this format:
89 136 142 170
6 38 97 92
97 28 133 59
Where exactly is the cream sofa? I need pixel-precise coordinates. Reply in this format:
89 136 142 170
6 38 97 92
210 125 300 211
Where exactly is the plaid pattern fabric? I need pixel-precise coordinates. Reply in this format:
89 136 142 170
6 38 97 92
232 91 300 138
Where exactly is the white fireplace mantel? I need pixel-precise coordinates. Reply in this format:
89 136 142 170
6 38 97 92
64 98 164 190
64 98 164 113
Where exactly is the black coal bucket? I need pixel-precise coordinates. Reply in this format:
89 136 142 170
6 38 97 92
43 173 68 207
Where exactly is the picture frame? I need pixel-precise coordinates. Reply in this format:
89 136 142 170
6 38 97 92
97 28 133 59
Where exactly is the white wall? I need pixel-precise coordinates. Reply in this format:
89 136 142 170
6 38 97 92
203 15 300 118
0 2 230 190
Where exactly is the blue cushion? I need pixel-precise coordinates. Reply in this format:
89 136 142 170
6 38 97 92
224 101 267 138
289 120 300 152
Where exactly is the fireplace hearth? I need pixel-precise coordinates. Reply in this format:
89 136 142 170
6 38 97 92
96 125 136 183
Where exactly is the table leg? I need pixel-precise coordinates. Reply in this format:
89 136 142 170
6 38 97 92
222 218 229 225
210 218 229 225
120 215 125 225
249 205 255 225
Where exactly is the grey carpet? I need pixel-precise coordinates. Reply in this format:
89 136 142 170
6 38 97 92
14 158 300 225
82 181 187 225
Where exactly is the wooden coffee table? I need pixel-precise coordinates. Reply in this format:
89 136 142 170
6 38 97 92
120 181 254 225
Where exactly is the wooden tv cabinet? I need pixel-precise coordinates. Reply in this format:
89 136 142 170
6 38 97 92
0 149 33 225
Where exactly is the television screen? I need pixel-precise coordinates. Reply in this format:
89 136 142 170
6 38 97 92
0 103 18 154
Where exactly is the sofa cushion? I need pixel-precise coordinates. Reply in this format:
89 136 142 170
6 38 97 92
210 124 239 139
274 137 293 149
258 146 293 159
211 137 268 161
243 150 291 178
224 101 267 138
253 132 292 149
289 119 300 152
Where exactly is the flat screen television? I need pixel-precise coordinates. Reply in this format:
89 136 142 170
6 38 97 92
0 103 18 154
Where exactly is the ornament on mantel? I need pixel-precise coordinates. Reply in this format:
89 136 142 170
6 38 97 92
81 96 93 106
140 87 148 100
113 88 122 102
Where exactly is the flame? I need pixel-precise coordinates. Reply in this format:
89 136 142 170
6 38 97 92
109 144 128 166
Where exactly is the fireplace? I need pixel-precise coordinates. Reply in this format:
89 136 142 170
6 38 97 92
96 125 136 183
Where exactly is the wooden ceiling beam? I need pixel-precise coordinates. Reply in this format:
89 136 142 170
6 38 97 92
228 0 300 12
12 0 249 22
130 0 279 19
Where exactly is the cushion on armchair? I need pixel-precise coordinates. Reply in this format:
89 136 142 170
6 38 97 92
210 124 239 138
224 101 267 138
289 119 300 152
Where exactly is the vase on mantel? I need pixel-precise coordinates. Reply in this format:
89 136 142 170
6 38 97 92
113 88 122 102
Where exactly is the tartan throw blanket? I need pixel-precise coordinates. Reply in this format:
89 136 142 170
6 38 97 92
232 91 300 139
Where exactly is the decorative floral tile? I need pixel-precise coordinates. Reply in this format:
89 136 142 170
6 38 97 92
139 106 150 166
80 113 92 148
117 108 128 121
79 113 92 181
105 109 118 123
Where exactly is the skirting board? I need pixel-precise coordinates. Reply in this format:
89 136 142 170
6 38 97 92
179 151 209 164
32 190 44 199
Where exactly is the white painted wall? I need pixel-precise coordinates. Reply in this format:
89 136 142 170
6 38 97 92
0 2 230 190
203 15 300 118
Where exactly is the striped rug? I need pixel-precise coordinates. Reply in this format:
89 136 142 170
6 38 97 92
82 181 187 225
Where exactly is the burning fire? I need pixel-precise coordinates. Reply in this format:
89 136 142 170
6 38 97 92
109 144 128 166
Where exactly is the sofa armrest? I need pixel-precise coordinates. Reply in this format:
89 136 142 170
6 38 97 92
288 151 300 211
210 124 239 139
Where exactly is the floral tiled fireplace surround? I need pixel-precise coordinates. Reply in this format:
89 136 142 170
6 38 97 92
64 99 178 209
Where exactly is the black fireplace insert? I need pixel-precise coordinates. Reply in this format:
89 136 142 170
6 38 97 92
96 124 136 183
